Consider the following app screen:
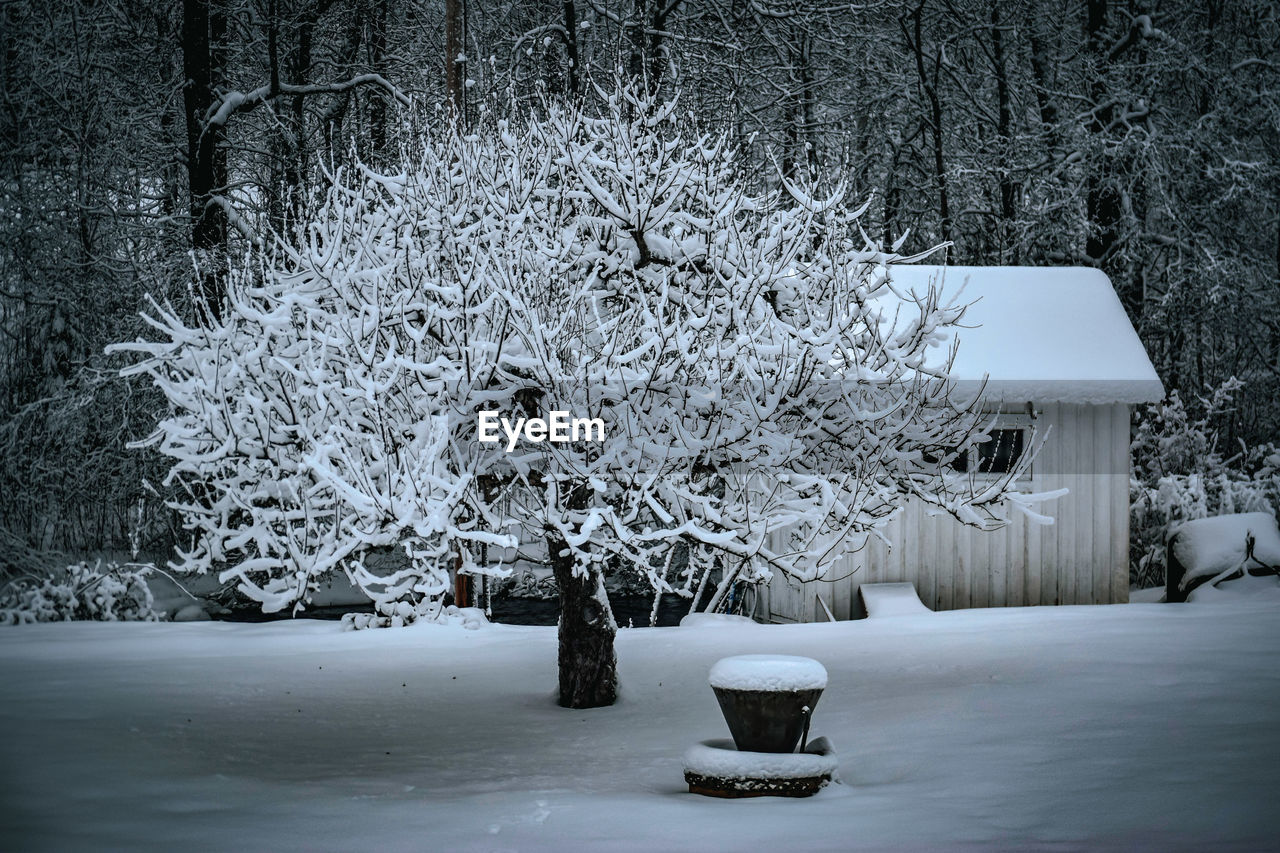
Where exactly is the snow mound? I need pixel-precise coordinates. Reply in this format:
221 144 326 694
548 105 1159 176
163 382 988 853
682 737 838 780
171 604 211 622
1171 512 1280 586
859 582 931 617
1187 572 1280 603
679 613 757 628
709 654 828 691
442 606 490 629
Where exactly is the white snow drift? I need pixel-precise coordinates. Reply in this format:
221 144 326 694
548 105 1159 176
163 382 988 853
4 596 1280 851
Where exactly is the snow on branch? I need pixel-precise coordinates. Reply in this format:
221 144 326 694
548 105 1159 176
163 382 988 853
205 74 410 129
1107 14 1159 62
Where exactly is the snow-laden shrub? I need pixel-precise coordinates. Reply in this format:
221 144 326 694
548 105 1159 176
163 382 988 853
1130 381 1280 589
343 603 488 631
0 560 161 624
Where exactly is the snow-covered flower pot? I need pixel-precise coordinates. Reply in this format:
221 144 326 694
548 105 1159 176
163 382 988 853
683 736 838 798
708 655 828 754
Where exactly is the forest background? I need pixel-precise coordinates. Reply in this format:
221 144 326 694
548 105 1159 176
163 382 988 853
2 0 1276 590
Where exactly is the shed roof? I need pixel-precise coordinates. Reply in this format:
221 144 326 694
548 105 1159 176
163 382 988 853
885 265 1165 405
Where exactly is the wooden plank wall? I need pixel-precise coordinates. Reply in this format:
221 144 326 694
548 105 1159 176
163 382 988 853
763 403 1132 621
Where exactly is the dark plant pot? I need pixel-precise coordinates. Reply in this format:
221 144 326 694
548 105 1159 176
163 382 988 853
712 686 824 753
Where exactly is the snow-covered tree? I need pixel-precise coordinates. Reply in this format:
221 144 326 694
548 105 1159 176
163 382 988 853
116 85 1054 707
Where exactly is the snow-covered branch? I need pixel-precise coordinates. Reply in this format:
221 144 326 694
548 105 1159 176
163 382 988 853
205 73 410 129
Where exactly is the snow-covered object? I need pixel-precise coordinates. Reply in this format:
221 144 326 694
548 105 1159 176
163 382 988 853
1171 512 1280 587
171 604 211 622
679 612 757 628
886 266 1164 405
709 654 828 692
682 737 838 781
1186 572 1280 603
859 582 931 617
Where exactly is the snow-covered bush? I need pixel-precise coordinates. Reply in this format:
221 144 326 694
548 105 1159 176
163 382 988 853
1130 381 1280 589
0 560 161 624
342 603 489 630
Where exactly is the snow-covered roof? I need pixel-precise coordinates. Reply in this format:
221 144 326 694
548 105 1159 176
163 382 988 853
886 265 1165 405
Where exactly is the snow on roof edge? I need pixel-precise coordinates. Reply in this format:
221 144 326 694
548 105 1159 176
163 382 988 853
955 378 1166 405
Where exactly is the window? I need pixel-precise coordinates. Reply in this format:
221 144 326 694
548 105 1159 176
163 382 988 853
959 428 1025 474
925 426 1029 477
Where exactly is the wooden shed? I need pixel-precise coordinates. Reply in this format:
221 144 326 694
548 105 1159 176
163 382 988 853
762 265 1165 622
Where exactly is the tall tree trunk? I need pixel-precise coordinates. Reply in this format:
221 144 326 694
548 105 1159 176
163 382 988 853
1084 0 1119 266
1027 23 1059 150
646 1 677 95
990 3 1015 242
883 132 903 247
182 0 228 319
445 0 464 120
285 10 314 231
797 28 817 177
906 5 950 260
627 0 646 85
563 0 579 99
320 6 366 164
367 0 389 156
627 0 679 97
549 532 618 709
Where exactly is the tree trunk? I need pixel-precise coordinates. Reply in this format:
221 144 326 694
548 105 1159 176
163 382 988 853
796 28 817 178
368 0 389 156
182 0 228 319
549 532 617 709
627 0 678 97
1084 0 1120 266
647 1 678 96
1027 23 1059 149
562 0 579 99
990 1 1016 254
445 0 464 120
284 12 314 233
905 6 950 260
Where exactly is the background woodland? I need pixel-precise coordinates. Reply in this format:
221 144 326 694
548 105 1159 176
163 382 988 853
2 0 1277 586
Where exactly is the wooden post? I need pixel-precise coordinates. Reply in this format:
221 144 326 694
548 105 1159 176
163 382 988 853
452 550 470 608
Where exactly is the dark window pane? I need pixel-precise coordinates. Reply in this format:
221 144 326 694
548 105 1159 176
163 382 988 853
923 428 1025 475
975 429 1024 474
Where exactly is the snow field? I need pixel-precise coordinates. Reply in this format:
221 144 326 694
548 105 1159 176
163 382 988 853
3 599 1280 851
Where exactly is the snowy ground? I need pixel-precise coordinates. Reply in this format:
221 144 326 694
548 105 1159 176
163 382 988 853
4 596 1280 852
